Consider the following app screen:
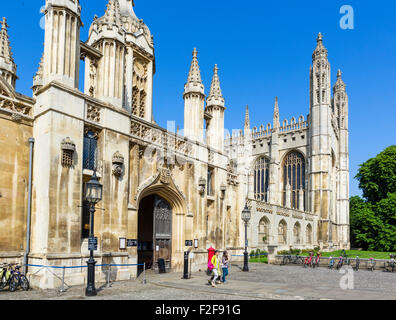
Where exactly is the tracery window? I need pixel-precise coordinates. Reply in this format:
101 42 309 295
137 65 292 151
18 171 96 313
83 130 98 171
254 157 270 202
282 151 306 210
258 217 270 244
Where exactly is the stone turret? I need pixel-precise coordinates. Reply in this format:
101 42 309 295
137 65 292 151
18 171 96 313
86 0 154 118
309 33 333 245
333 69 349 247
269 97 280 205
206 64 225 151
0 17 17 88
183 48 205 142
41 0 82 89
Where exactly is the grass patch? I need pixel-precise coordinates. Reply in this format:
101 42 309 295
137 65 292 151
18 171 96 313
249 256 268 264
299 250 393 259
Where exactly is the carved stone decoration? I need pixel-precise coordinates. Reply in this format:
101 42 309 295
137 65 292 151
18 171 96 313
159 167 171 185
198 177 206 195
220 184 226 199
112 151 124 177
87 104 101 123
88 60 98 97
61 137 76 167
11 113 21 122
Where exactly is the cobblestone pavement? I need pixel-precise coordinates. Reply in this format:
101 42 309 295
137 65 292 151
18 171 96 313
0 263 395 300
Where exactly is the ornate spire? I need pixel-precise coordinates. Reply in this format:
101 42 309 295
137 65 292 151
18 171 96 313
103 0 122 27
244 105 250 131
184 48 204 96
312 32 328 61
206 64 225 108
273 96 280 129
0 17 17 88
187 48 202 83
0 17 14 63
333 69 346 92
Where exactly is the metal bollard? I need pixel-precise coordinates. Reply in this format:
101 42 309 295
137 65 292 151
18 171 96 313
142 263 147 284
59 266 66 293
106 265 111 288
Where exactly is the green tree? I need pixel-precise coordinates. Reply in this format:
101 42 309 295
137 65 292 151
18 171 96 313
355 146 396 203
351 146 396 251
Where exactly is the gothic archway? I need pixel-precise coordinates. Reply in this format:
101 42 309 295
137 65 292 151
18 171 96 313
138 195 172 272
258 216 270 245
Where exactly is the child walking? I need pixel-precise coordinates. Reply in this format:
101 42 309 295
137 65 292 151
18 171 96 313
221 251 229 283
208 250 221 287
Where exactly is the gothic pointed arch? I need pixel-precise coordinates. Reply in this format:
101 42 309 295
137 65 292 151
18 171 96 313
136 167 187 215
293 222 301 244
258 216 270 244
278 219 287 244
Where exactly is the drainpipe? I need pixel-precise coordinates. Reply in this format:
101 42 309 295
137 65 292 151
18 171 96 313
23 137 34 275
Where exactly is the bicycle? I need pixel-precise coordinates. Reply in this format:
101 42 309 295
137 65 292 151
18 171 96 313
0 263 12 290
281 254 292 266
292 255 304 265
312 252 321 268
0 264 29 292
10 264 29 291
0 264 19 292
303 252 314 268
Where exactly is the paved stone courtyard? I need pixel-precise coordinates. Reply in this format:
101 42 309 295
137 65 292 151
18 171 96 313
0 263 395 300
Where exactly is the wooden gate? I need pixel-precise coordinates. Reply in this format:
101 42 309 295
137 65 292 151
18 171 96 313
153 196 172 270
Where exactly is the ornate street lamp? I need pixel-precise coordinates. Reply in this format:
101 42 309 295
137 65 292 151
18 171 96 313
241 203 251 272
84 170 103 297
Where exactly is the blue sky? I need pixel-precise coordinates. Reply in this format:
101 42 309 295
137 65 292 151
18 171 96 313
3 0 396 197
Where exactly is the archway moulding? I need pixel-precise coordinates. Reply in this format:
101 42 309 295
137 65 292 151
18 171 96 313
135 167 188 214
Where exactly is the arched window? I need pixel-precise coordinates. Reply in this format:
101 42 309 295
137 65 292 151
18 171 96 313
293 222 301 244
258 217 270 244
306 224 313 245
278 220 287 244
254 157 270 202
282 151 306 210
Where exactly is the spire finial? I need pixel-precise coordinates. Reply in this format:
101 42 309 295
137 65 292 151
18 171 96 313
0 16 14 62
184 47 204 96
244 105 250 130
1 17 7 30
273 96 280 129
313 32 328 61
206 64 225 108
337 69 342 78
186 47 202 84
132 0 135 7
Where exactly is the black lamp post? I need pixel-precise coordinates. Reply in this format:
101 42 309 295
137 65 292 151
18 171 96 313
84 170 103 297
241 203 251 272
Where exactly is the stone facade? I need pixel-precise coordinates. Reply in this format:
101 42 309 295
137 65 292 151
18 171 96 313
0 1 349 289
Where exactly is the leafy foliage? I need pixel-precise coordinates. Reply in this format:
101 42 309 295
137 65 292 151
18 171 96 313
351 146 396 252
355 146 396 203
